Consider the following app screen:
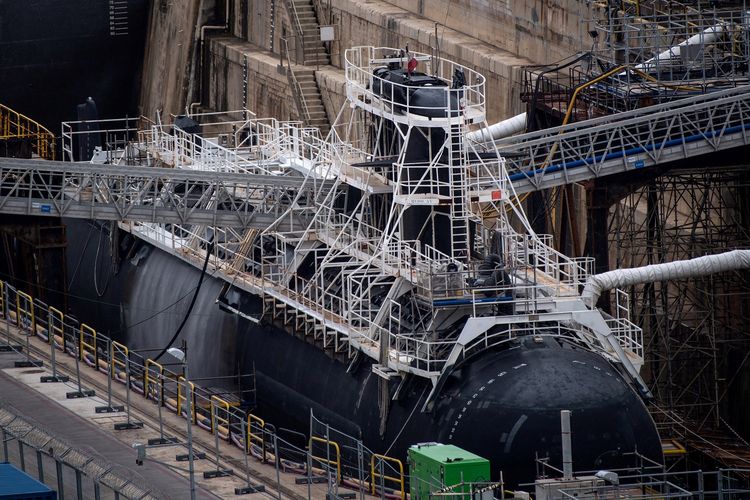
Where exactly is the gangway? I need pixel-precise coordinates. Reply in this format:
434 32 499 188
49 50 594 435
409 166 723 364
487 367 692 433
495 84 750 194
0 157 324 230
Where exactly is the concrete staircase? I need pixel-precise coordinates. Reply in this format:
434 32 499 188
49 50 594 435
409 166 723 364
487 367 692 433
284 0 331 137
291 0 330 66
294 69 330 137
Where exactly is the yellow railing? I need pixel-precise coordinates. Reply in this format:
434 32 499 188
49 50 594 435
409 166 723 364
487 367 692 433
144 359 164 402
79 323 98 366
309 436 341 484
210 396 231 440
0 278 403 490
371 453 405 499
0 103 55 159
248 413 266 461
177 376 197 423
15 290 35 333
111 340 129 382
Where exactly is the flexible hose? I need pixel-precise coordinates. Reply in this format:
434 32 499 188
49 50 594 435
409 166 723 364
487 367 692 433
153 240 215 362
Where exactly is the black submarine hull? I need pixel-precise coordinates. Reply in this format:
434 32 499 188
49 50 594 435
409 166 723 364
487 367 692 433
0 1 147 133
64 220 663 486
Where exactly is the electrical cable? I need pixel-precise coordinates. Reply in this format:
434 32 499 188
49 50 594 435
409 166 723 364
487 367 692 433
383 385 428 456
92 226 112 297
152 240 215 362
67 223 95 289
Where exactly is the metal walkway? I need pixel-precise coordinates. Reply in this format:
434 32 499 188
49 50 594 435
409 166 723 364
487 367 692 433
498 85 750 193
0 157 323 230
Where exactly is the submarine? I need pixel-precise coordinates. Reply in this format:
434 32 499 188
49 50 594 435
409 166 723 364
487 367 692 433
59 46 662 486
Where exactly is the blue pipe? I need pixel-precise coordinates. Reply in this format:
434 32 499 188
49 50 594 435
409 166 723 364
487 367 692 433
432 295 513 307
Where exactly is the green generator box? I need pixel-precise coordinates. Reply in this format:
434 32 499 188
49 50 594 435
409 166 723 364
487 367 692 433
408 443 491 499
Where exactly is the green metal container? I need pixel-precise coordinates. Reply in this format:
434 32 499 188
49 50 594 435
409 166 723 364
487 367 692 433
408 443 491 499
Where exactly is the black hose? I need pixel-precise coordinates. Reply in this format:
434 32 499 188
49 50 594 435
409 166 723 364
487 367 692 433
152 240 215 362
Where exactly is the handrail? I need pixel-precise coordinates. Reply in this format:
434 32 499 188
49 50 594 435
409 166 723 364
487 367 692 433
144 359 164 402
309 435 341 483
48 306 65 350
79 324 98 366
282 37 314 127
283 0 305 42
15 290 35 334
311 0 330 26
0 103 55 159
111 340 129 382
210 395 231 440
370 453 405 499
177 376 197 423
247 413 267 461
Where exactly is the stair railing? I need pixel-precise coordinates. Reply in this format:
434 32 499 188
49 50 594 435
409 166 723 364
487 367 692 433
282 37 314 127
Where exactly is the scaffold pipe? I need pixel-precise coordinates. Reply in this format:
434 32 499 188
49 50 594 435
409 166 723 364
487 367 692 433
633 24 727 73
581 250 750 308
467 112 526 143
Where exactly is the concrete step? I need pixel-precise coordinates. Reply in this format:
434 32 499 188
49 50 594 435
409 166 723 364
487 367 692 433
304 58 330 65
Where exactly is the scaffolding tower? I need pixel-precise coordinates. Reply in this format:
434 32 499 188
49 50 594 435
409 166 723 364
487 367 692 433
610 170 750 432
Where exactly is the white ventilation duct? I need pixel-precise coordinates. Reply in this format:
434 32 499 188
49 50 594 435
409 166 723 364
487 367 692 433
467 112 526 143
581 250 750 308
633 24 727 73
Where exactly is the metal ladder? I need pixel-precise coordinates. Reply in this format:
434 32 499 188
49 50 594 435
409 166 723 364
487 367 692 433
448 120 469 263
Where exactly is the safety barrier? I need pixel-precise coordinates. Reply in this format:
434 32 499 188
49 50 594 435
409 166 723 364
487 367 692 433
248 413 266 461
210 396 231 440
79 323 98 367
0 278 410 496
309 436 342 484
177 376 197 424
15 290 34 333
111 341 129 383
144 359 164 402
0 103 55 159
371 453 405 499
47 306 65 350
